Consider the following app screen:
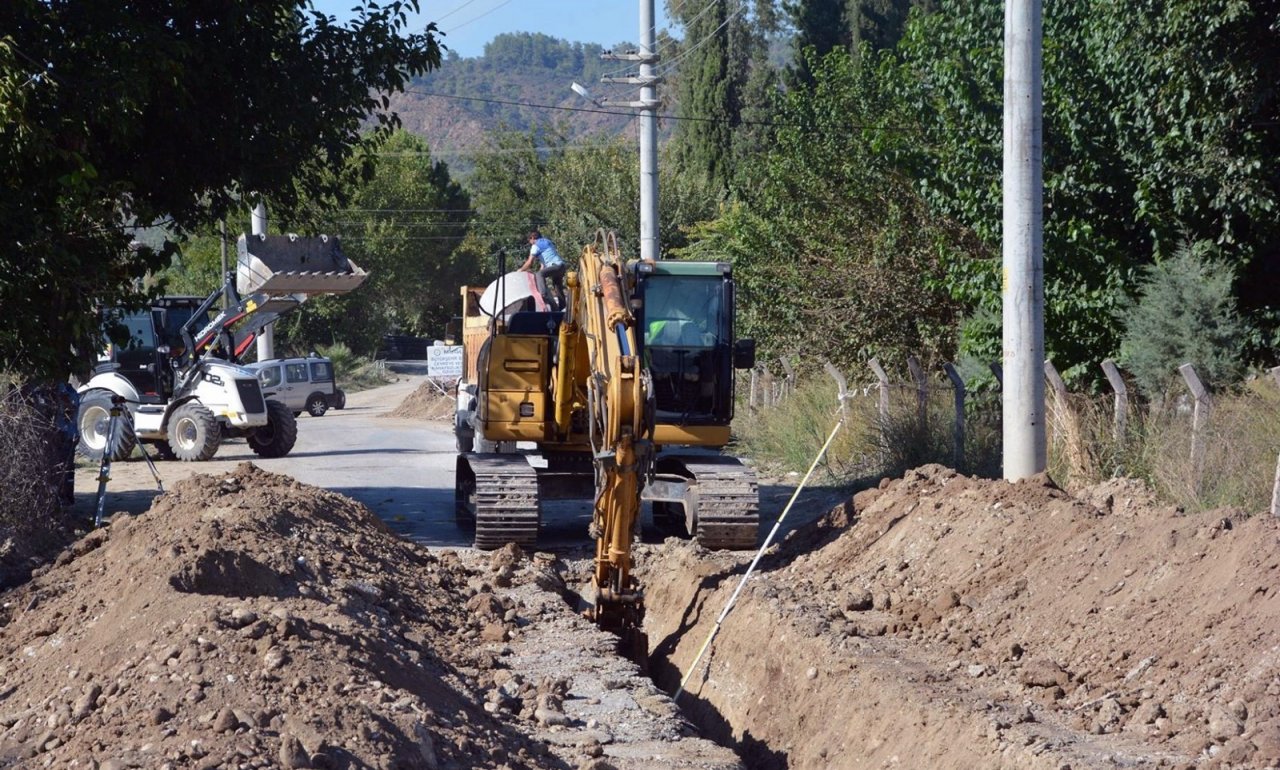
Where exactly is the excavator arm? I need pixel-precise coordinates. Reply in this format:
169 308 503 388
556 231 654 642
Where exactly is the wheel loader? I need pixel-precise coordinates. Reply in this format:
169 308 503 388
453 231 759 636
76 234 366 462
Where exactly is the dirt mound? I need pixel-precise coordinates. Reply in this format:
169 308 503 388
0 463 548 769
644 464 1280 769
383 382 453 421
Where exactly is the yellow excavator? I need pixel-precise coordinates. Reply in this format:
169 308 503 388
453 230 758 635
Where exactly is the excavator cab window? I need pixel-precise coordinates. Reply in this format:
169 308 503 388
638 274 733 424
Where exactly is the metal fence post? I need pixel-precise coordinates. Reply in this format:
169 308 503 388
760 365 776 408
868 358 891 458
868 358 890 426
1100 359 1128 445
824 361 848 418
1178 363 1211 489
907 356 928 434
1272 454 1280 517
942 363 966 471
779 356 796 401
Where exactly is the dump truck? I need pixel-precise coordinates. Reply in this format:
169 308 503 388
76 234 366 462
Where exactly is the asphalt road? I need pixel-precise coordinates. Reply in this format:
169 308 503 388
75 375 844 552
74 374 600 550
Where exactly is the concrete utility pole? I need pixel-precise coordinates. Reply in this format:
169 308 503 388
595 0 662 260
1001 0 1046 480
252 202 275 361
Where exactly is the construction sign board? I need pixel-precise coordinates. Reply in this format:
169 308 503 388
427 345 464 378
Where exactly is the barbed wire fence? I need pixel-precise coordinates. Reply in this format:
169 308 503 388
739 355 1280 515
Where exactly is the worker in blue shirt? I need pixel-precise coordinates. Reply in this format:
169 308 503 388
519 229 566 310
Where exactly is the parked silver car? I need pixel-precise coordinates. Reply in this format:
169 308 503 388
247 355 345 417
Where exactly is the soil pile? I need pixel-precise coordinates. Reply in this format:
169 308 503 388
643 465 1280 769
0 463 550 769
382 382 453 421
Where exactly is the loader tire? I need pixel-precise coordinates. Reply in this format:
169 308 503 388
248 400 297 458
167 402 221 462
76 389 136 462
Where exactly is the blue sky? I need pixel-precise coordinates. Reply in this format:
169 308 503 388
310 1 674 59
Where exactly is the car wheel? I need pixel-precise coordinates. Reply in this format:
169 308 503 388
76 389 136 461
248 400 298 458
305 392 328 417
167 402 221 461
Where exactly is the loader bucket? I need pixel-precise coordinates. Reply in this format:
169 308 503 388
236 234 368 296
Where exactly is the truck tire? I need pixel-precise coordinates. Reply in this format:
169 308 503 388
76 389 136 461
248 400 297 458
167 402 221 461
305 392 328 417
332 389 346 410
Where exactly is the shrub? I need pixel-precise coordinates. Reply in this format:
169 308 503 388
1119 244 1247 398
0 382 74 585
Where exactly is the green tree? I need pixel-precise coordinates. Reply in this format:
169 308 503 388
669 0 738 194
784 0 851 87
677 50 964 370
464 128 717 271
0 1 440 380
849 0 933 54
1119 245 1246 398
889 0 1280 379
277 131 476 354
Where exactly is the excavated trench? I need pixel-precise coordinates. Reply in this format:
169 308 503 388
630 465 1261 770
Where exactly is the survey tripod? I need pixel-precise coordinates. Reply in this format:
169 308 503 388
93 394 163 528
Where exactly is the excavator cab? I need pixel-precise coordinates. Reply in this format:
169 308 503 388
634 260 754 444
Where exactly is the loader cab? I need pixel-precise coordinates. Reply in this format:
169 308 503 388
93 297 216 403
97 308 168 403
636 261 754 434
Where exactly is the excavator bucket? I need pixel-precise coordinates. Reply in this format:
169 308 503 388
236 234 368 296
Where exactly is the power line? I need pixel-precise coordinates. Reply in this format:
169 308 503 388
656 1 746 77
402 87 920 132
445 0 515 34
431 0 483 24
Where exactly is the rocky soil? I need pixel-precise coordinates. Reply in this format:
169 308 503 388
5 449 1280 769
0 464 733 769
641 465 1280 770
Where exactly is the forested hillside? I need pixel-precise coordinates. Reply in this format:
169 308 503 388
386 32 641 162
4 0 1278 392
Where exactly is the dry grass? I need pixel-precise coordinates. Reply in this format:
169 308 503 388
744 372 1280 515
734 377 1001 482
1040 379 1280 513
0 382 75 584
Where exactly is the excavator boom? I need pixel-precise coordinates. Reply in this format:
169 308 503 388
560 232 654 638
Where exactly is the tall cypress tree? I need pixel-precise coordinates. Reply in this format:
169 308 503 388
785 0 851 87
669 0 742 195
729 0 782 191
849 0 935 54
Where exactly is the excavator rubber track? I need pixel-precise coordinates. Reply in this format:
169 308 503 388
683 457 760 550
462 454 541 550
